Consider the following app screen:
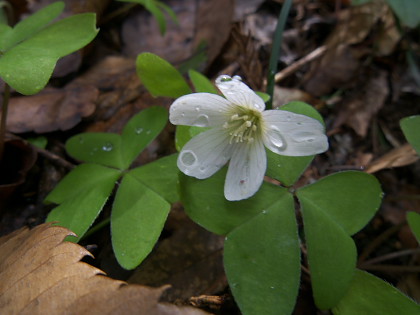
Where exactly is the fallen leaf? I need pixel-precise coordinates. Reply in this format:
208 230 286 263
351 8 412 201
334 69 389 137
6 85 98 133
121 0 233 67
0 223 210 314
303 1 400 96
365 143 419 173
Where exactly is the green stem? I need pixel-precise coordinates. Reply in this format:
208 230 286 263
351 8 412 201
0 83 10 162
266 0 292 109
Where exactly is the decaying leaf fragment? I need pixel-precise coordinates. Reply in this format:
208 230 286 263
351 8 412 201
0 223 209 314
365 143 419 173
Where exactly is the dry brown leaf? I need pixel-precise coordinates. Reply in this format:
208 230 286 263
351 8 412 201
333 69 388 137
303 0 400 96
0 223 210 315
6 85 98 133
365 143 419 173
121 0 234 66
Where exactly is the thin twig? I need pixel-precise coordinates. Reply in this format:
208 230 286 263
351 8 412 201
7 133 74 170
358 222 405 263
274 45 327 83
359 248 420 267
360 264 420 273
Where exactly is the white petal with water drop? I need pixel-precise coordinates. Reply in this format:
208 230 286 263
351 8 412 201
215 75 265 111
170 93 230 127
177 128 233 179
262 110 328 156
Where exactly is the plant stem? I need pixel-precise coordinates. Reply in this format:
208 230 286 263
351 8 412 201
266 0 292 109
0 83 10 162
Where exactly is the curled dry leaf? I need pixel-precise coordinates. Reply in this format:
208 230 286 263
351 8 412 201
6 85 98 133
365 143 419 174
0 223 210 315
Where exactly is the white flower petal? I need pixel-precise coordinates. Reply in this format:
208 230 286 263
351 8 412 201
215 75 265 112
178 128 233 179
170 93 231 127
262 110 329 156
224 139 266 201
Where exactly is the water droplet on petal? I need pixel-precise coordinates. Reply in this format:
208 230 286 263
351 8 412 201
193 114 209 127
267 126 286 151
180 150 198 167
233 75 242 81
292 131 316 143
286 115 292 122
195 106 201 112
102 142 113 152
135 127 143 134
181 112 185 117
199 166 206 173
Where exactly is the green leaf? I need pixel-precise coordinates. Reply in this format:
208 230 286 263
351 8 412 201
180 168 288 235
111 173 170 269
255 91 270 103
266 101 325 186
142 0 166 34
224 193 300 315
175 125 208 151
121 106 168 168
136 52 191 98
0 2 64 51
0 11 98 95
400 115 420 155
188 69 218 94
46 164 121 242
297 171 382 235
333 270 420 315
129 154 180 203
385 0 420 28
66 133 125 169
296 171 382 309
299 196 357 310
45 163 122 204
407 212 420 243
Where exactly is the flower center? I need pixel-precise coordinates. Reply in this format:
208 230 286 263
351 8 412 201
223 109 261 144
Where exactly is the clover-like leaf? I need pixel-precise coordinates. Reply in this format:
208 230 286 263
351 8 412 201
111 173 170 269
224 193 300 315
188 69 218 94
407 212 420 243
333 270 420 314
46 164 121 242
136 52 191 98
296 171 382 309
66 133 124 169
121 106 168 169
0 2 98 95
129 154 180 203
400 115 420 155
180 168 288 235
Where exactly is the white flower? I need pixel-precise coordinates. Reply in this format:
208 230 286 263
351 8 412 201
169 75 328 201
